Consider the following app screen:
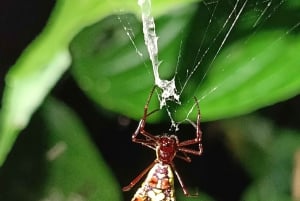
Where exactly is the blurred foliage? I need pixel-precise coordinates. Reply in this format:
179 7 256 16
0 98 121 201
41 99 121 201
1 0 300 200
221 116 300 201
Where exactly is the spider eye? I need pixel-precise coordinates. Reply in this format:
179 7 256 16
159 137 175 148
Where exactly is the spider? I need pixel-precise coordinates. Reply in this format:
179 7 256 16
122 86 203 201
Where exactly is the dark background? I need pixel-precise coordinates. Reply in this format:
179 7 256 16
1 1 300 201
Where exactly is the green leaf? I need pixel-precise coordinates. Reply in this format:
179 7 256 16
0 0 200 166
221 116 300 201
183 31 300 121
0 98 121 200
221 115 274 178
242 181 292 201
241 130 300 201
41 98 121 201
71 2 300 123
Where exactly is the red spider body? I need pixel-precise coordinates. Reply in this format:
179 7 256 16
123 86 203 201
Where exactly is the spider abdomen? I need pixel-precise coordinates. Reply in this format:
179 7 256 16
131 163 175 201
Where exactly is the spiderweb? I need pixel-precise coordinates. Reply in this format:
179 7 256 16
120 0 300 127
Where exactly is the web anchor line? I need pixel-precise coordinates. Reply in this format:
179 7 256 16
138 0 180 108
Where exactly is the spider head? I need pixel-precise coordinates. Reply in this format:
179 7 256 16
156 135 178 163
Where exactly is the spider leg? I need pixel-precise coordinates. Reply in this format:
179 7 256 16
171 162 197 197
175 153 191 163
131 86 160 148
132 136 156 150
122 160 157 191
143 86 157 116
178 146 203 156
131 119 156 150
178 96 203 156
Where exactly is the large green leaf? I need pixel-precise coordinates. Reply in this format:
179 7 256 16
41 98 121 201
71 1 300 123
0 0 200 166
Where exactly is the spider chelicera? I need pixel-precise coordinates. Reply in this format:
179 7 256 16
123 86 203 201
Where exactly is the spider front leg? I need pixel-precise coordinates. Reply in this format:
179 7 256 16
131 86 160 149
178 97 203 156
131 119 156 150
